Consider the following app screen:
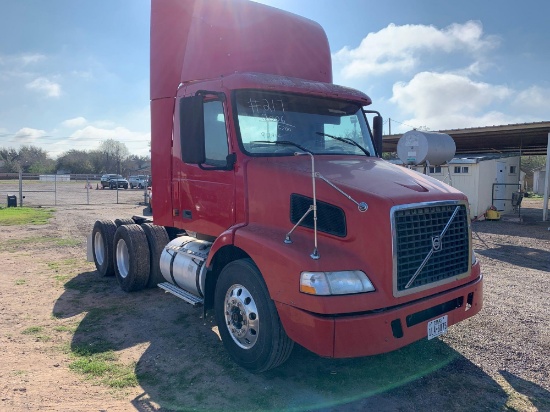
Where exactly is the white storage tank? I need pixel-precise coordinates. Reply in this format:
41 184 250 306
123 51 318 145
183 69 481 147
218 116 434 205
397 130 456 166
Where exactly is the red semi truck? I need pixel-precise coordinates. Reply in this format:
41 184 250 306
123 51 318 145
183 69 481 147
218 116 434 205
90 0 482 372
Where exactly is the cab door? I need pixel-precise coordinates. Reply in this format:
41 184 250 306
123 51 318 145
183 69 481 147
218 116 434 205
174 94 236 236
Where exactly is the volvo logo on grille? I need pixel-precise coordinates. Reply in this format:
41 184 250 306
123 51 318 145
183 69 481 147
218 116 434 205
432 235 442 252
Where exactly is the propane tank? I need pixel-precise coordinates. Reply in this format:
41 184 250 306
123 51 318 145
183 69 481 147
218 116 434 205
397 130 456 166
159 236 212 297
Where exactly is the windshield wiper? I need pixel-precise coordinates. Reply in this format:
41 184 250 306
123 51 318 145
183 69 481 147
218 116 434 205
316 132 370 156
250 140 312 154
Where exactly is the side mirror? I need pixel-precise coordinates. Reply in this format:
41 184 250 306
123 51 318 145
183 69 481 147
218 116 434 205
372 115 383 157
180 95 205 164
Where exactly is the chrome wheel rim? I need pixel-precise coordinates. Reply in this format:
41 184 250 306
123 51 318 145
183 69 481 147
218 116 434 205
224 284 259 349
94 232 105 266
116 239 130 278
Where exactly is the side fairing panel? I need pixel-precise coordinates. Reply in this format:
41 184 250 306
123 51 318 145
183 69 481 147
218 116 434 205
150 98 174 227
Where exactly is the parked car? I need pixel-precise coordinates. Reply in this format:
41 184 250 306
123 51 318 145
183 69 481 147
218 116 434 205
109 177 129 190
128 175 149 189
100 174 123 189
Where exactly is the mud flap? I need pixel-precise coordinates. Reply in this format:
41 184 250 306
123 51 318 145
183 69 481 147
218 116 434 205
86 234 94 262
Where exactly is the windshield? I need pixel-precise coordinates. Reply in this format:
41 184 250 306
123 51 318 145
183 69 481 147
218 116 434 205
234 90 375 156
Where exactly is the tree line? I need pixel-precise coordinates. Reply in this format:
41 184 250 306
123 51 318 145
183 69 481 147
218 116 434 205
0 139 150 177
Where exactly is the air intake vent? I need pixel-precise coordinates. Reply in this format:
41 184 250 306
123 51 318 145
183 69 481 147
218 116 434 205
290 194 346 237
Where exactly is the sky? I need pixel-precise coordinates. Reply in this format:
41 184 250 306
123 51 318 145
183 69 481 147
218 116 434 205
1 0 549 158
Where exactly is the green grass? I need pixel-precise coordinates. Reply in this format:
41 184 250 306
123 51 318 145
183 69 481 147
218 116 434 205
69 344 138 388
1 236 81 252
48 258 82 285
54 325 78 333
22 326 44 335
48 258 79 271
0 207 54 225
21 326 51 341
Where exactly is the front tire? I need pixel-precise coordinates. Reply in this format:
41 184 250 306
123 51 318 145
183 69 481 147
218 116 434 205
214 259 294 372
92 220 117 276
113 224 150 292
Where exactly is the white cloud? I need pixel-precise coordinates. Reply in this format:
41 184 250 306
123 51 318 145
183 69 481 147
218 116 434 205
514 86 550 112
20 53 47 66
0 52 46 67
69 125 151 156
390 71 514 130
61 117 88 128
334 21 497 79
12 127 48 144
26 77 61 97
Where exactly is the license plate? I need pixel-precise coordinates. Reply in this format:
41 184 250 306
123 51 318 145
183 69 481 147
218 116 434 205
427 315 448 340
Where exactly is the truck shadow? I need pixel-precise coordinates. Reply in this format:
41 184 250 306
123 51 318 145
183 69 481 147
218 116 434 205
53 270 548 412
499 370 550 411
472 210 550 242
475 244 550 272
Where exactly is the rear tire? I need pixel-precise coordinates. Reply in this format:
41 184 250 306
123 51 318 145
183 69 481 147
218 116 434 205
92 220 117 277
113 224 150 292
141 223 170 288
214 259 294 372
114 218 135 227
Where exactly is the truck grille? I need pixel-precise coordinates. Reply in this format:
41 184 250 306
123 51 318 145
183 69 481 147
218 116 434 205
392 202 470 296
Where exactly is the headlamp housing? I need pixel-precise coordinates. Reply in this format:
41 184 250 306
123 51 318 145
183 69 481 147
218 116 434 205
300 270 375 295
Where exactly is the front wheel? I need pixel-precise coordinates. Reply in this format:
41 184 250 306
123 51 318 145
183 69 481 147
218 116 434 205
214 259 294 372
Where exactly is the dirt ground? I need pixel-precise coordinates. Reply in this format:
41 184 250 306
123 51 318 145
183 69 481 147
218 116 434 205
0 193 549 412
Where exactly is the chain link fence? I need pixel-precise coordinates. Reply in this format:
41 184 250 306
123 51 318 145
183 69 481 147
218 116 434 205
0 173 150 207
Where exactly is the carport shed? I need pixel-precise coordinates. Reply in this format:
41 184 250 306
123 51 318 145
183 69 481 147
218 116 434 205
382 121 550 220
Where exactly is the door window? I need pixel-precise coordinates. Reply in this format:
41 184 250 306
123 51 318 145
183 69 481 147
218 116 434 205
204 100 229 167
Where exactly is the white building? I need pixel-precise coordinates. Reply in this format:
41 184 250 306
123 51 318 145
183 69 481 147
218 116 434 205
407 154 521 219
533 168 548 195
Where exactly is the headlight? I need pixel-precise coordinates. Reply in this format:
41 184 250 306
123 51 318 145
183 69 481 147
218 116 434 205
300 270 375 295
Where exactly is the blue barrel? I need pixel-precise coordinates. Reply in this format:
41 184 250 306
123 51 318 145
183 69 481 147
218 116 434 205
7 195 17 207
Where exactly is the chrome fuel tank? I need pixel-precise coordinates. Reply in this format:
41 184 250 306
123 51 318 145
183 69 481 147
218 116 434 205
159 236 212 297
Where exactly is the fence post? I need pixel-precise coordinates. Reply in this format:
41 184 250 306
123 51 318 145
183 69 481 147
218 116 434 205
543 132 550 221
19 169 23 207
54 173 57 206
86 175 90 205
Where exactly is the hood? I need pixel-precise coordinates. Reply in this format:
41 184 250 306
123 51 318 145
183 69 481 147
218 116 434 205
248 155 464 206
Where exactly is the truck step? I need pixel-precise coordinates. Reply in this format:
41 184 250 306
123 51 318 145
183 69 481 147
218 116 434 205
158 282 204 307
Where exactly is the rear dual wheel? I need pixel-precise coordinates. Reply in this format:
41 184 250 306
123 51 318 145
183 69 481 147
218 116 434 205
141 223 169 288
113 224 150 292
114 218 135 227
92 220 117 276
92 220 169 292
